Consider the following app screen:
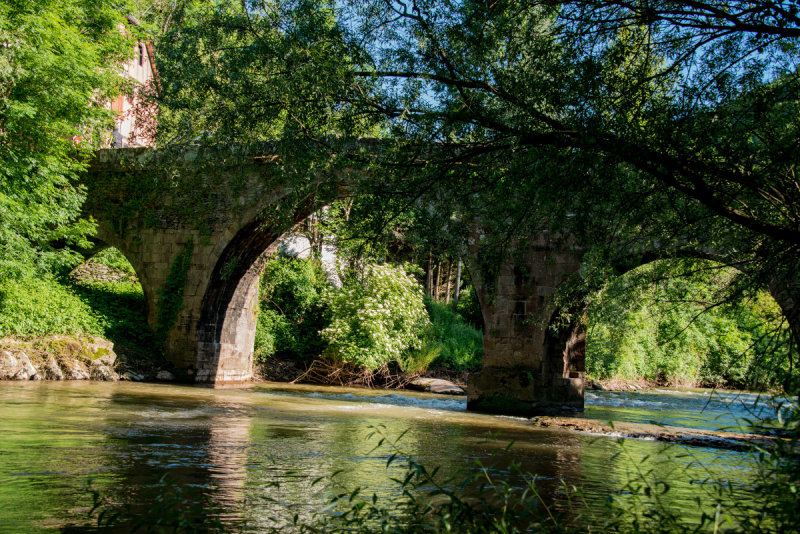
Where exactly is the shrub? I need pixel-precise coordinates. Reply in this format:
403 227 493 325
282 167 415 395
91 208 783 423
321 263 429 370
586 260 794 389
0 274 105 337
254 256 329 362
0 271 155 354
91 247 136 274
399 339 441 374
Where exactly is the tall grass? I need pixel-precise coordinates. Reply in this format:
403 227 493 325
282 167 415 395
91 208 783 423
414 298 483 371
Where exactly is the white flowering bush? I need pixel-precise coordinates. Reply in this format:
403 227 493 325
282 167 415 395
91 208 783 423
320 264 430 370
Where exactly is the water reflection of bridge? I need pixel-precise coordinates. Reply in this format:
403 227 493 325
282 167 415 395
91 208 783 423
101 385 594 528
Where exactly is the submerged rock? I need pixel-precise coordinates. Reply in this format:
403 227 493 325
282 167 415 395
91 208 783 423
407 377 465 396
156 370 175 381
120 371 145 382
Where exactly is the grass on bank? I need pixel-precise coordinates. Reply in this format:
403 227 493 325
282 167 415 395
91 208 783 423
416 298 483 372
0 255 157 361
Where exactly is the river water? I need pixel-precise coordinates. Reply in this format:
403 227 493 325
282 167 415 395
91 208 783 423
0 382 788 532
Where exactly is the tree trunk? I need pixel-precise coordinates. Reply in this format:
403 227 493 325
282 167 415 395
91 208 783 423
426 250 433 298
453 258 462 308
435 260 442 301
445 261 453 304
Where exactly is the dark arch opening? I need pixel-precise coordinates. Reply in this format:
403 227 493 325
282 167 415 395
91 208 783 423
585 257 797 392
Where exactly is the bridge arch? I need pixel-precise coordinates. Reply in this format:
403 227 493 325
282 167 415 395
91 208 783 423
194 212 320 382
586 256 798 390
85 146 338 382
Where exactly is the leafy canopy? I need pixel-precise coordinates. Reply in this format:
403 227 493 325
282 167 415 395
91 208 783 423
0 0 133 278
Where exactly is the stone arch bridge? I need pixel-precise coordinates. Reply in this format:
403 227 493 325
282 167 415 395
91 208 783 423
85 145 586 414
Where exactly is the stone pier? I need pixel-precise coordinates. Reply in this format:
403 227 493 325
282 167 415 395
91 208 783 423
467 233 586 415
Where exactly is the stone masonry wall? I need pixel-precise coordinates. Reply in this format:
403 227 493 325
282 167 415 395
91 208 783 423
467 230 586 415
85 146 333 383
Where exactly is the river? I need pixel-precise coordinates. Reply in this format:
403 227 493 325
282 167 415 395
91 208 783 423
0 381 788 532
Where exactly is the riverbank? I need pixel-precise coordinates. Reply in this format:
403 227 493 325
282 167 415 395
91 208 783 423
256 352 468 392
0 335 171 382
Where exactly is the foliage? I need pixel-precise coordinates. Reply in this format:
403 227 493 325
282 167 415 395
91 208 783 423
254 256 329 362
91 247 136 274
0 274 107 337
587 260 795 390
0 271 154 353
321 264 429 371
749 403 800 531
254 256 479 374
454 285 483 330
397 339 440 375
151 0 379 144
0 0 133 279
415 298 483 372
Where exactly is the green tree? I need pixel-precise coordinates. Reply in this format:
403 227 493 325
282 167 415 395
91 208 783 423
151 0 378 144
254 255 329 361
587 260 794 389
0 0 133 278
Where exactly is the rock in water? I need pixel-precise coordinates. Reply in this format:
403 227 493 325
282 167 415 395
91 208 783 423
18 352 40 380
156 370 176 381
44 356 64 380
0 350 21 379
90 362 119 381
407 377 465 396
63 360 91 380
